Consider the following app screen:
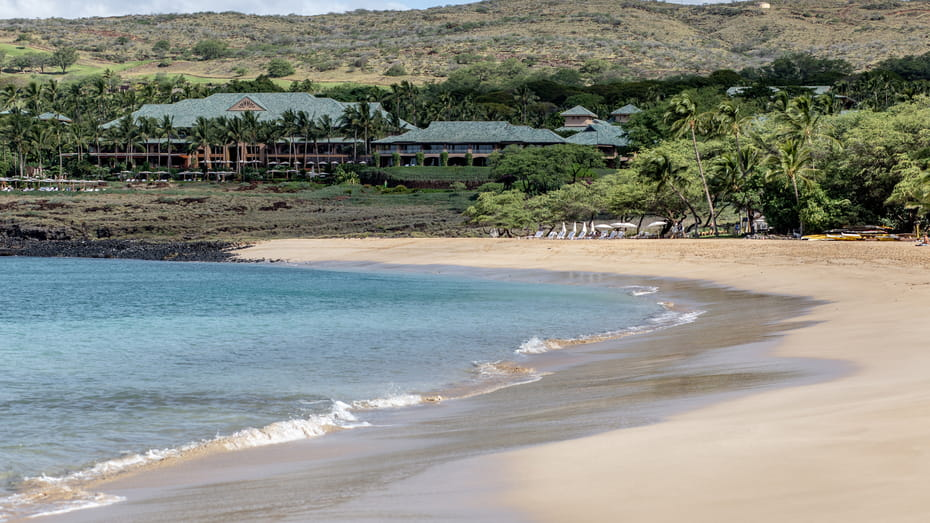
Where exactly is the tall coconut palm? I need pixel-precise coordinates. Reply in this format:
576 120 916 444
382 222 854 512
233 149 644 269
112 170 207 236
665 92 718 235
340 101 383 162
713 100 756 233
26 122 54 175
189 116 216 173
111 115 140 169
316 114 337 166
766 138 817 235
137 117 158 168
239 111 261 168
280 109 299 166
2 109 33 177
159 115 175 169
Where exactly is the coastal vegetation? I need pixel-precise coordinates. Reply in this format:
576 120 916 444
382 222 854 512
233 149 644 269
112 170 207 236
5 3 930 242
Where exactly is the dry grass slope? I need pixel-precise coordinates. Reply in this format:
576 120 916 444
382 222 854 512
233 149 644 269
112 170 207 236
0 0 927 83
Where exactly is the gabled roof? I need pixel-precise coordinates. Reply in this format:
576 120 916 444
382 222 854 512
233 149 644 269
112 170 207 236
556 118 613 133
374 121 566 145
560 105 597 117
102 93 412 130
610 104 641 116
565 121 630 148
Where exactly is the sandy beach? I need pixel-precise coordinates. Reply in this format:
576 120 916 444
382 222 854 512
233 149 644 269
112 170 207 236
31 237 930 522
235 238 930 522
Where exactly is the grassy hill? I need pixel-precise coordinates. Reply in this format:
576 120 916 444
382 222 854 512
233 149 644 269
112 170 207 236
1 0 929 85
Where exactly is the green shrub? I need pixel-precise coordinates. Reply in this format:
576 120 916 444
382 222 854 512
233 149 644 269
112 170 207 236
266 58 295 78
384 62 407 76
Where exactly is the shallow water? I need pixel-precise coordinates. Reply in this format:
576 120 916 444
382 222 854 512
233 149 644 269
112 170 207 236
0 257 675 517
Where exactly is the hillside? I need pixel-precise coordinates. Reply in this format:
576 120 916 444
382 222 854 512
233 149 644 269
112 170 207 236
1 0 930 84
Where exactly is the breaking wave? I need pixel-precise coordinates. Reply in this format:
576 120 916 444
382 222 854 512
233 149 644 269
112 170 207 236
513 299 705 355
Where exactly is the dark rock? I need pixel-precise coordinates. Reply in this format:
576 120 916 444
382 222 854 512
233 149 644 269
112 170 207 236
0 224 246 262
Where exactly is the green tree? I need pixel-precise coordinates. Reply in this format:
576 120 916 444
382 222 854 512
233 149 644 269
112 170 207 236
665 92 719 234
193 39 229 60
636 147 703 230
51 47 78 74
189 116 217 171
765 138 818 235
152 40 171 57
266 58 295 78
465 190 535 236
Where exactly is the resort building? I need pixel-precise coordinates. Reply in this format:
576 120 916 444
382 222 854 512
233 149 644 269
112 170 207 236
94 92 411 170
555 105 633 166
372 121 566 167
557 105 598 131
609 104 641 124
564 121 631 165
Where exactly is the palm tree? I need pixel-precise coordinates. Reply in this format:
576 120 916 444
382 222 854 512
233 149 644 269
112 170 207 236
112 115 140 169
239 111 261 168
159 115 175 169
137 117 158 168
258 121 285 178
767 138 817 236
2 109 33 177
25 122 54 175
280 109 299 167
713 100 756 233
340 101 383 162
1 85 20 110
23 81 45 115
316 114 337 167
189 116 216 173
665 92 718 235
640 150 703 232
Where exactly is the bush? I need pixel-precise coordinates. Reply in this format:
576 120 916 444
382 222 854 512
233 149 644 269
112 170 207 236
266 58 295 78
384 62 407 76
193 39 228 60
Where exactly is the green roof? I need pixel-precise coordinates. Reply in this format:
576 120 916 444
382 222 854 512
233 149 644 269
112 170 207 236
560 105 597 117
103 93 410 130
610 104 642 115
565 121 630 148
374 121 566 145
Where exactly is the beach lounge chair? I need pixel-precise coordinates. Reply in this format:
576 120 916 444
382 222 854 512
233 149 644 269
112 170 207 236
556 230 566 239
532 230 545 239
566 231 576 240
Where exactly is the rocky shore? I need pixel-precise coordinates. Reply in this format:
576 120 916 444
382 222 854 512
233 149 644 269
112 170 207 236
0 224 243 262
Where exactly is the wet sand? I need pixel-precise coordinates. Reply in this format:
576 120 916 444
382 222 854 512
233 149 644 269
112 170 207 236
41 239 930 522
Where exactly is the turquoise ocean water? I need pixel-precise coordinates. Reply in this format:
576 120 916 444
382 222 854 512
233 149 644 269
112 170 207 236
0 257 677 517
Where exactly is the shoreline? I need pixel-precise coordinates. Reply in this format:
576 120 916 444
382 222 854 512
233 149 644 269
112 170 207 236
234 239 930 521
3 256 771 522
26 237 898 522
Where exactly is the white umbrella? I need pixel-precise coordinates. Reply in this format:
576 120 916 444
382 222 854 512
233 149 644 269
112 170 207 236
594 224 613 230
561 222 567 234
647 221 668 227
572 222 578 234
580 222 587 235
610 222 637 228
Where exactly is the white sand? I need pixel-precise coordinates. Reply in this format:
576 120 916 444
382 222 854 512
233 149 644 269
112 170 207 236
238 238 930 522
